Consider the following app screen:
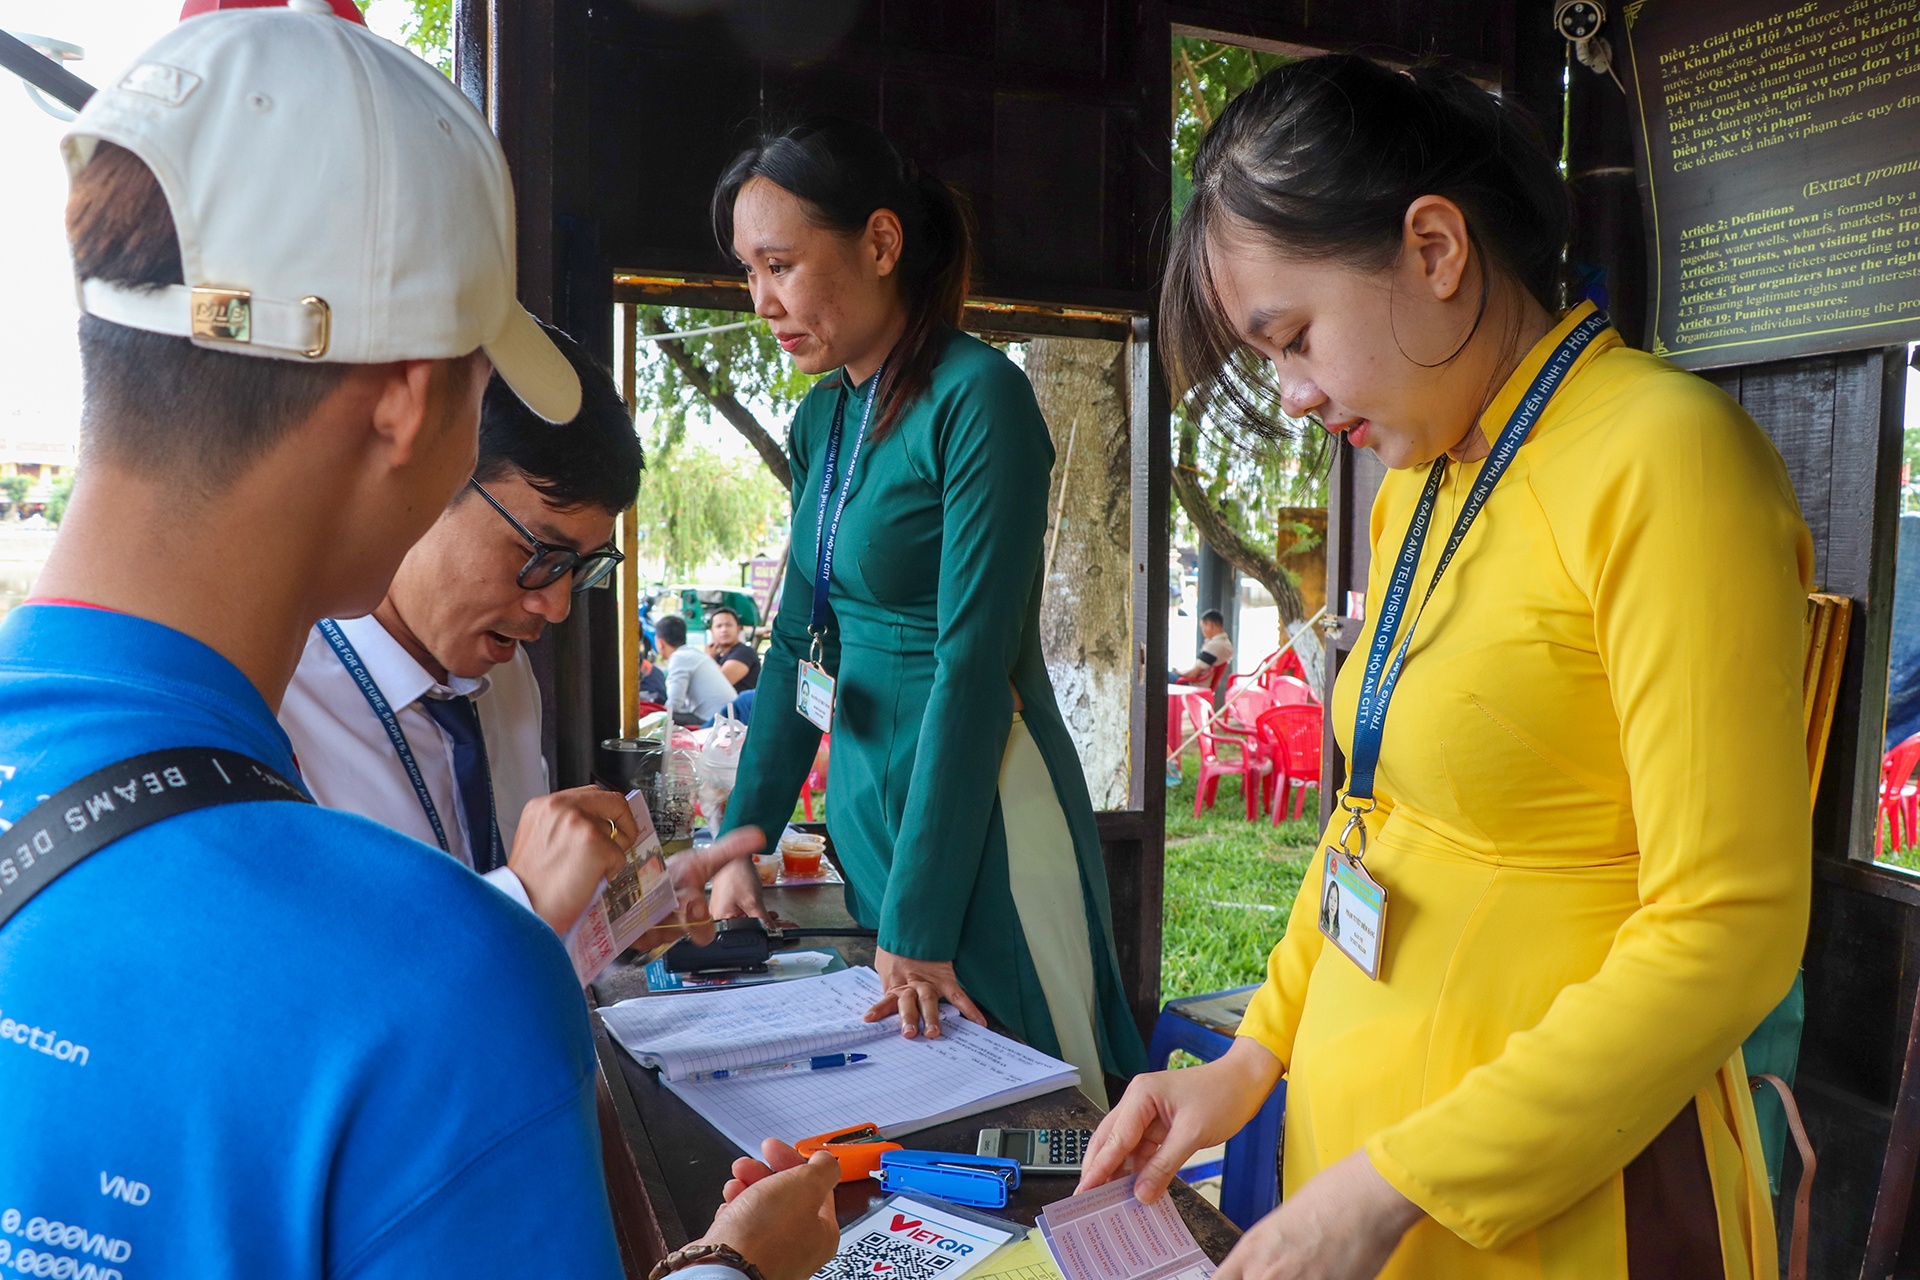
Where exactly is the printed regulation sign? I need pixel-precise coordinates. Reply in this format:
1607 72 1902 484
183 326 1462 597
1616 0 1920 367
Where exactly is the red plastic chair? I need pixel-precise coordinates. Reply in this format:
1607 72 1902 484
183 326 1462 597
1221 682 1274 735
1268 675 1318 707
1257 705 1324 823
1255 646 1311 690
1879 732 1920 853
1174 658 1229 695
1189 693 1271 820
801 734 831 821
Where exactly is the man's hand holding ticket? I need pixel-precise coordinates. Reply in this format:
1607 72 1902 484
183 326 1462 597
561 793 761 984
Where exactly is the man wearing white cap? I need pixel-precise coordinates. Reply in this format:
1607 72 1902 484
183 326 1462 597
0 7 840 1279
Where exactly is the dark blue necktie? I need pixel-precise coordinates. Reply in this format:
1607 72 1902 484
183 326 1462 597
419 693 506 874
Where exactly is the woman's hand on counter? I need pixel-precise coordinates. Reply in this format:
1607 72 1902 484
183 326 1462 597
1213 1150 1423 1280
1078 1037 1282 1202
865 948 988 1038
699 1138 842 1280
708 849 771 921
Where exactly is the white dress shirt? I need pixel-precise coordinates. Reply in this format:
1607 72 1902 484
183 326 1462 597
278 614 550 913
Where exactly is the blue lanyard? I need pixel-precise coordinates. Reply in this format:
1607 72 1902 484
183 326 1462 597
317 618 452 855
809 364 885 640
1345 310 1610 814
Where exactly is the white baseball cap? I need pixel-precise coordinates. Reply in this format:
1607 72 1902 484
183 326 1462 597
61 0 582 424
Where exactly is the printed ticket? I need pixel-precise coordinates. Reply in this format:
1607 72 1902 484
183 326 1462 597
1037 1177 1214 1280
564 790 677 985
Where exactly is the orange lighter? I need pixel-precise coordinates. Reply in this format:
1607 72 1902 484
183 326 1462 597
795 1122 902 1183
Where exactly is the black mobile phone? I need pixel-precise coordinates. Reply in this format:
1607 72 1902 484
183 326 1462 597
976 1126 1093 1173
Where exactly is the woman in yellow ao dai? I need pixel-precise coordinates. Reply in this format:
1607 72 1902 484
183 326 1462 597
1080 55 1811 1280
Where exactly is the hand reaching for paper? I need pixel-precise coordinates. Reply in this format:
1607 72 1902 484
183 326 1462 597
633 827 765 955
708 845 772 922
864 947 987 1039
1077 1037 1280 1202
700 1138 842 1280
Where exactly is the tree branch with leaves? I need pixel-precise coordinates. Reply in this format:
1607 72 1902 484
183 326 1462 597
639 313 793 491
1168 36 1323 623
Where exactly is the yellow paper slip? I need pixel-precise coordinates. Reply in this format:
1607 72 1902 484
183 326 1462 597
973 1230 1066 1280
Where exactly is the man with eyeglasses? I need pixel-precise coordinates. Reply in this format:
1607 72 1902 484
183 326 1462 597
280 323 646 933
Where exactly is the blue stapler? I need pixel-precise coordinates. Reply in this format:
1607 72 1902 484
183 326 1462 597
877 1150 1022 1209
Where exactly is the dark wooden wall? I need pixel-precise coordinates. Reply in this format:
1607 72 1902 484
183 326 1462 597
580 0 1170 310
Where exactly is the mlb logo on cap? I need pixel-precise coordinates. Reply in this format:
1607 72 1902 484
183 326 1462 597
62 0 582 424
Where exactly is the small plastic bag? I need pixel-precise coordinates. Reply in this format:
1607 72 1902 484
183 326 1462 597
696 713 748 827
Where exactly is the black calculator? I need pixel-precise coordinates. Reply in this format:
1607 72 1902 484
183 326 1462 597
976 1126 1093 1173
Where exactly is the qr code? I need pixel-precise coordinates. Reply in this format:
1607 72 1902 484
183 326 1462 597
815 1231 957 1280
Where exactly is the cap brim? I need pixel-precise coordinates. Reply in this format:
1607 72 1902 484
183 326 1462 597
485 306 581 425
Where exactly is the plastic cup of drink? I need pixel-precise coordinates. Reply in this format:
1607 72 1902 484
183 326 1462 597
782 846 824 877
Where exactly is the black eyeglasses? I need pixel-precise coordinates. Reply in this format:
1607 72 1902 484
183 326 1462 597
468 478 624 593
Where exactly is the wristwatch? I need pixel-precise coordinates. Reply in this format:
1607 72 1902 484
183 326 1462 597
649 1242 767 1280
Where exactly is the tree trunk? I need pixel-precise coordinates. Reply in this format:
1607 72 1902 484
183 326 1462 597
1172 416 1307 622
1026 337 1134 810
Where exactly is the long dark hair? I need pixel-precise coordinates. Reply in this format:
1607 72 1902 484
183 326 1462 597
1163 55 1570 441
712 118 974 441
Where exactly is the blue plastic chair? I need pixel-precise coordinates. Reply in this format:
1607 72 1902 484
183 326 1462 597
1147 985 1286 1230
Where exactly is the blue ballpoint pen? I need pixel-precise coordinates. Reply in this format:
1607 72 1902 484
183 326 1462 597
689 1052 871 1083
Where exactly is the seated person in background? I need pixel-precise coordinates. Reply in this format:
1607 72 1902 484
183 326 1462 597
657 613 740 726
639 647 669 706
706 605 761 690
1171 608 1234 686
282 325 754 934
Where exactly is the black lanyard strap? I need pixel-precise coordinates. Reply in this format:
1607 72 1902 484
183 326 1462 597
0 746 310 929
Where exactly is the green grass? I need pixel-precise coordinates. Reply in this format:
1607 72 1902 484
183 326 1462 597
1160 756 1322 1001
1877 846 1920 873
1875 818 1920 874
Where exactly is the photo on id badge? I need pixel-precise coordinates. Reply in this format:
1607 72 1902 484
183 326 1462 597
798 660 836 733
1318 846 1386 980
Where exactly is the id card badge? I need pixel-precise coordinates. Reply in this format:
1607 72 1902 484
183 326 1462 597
798 659 836 732
1317 832 1388 981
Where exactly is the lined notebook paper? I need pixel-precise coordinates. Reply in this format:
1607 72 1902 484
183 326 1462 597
602 967 1080 1154
600 966 955 1081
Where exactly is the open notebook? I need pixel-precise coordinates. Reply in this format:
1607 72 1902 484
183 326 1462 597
601 966 1080 1155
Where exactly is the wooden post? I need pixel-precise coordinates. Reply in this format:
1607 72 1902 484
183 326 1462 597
1319 438 1383 828
1114 314 1170 1037
618 302 641 739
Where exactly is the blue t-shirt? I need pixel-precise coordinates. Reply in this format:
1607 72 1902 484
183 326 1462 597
0 604 620 1279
